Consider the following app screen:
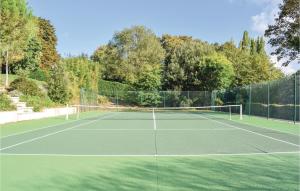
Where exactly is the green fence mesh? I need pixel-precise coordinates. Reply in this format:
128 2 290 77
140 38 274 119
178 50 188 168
94 72 299 122
213 73 299 122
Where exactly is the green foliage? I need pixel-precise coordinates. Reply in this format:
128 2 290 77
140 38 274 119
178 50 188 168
98 80 130 97
199 55 234 91
265 0 300 66
240 31 250 51
0 93 16 111
93 26 165 91
29 68 48 81
92 45 123 82
62 56 99 103
216 34 284 87
10 36 42 73
0 0 34 63
20 95 55 112
47 64 70 104
10 77 43 96
37 17 59 69
162 37 233 91
97 95 110 105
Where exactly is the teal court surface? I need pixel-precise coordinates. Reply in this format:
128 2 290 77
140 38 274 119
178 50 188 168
1 109 300 191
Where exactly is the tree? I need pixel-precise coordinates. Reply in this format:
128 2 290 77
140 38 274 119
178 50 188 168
11 36 42 73
0 0 33 86
93 26 165 91
92 45 124 82
240 31 250 51
217 36 283 87
265 0 300 66
162 38 233 91
62 56 100 103
37 17 59 69
47 64 70 104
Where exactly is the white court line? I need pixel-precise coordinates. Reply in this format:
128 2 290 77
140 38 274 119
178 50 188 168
0 151 299 157
0 113 118 152
70 128 237 131
152 108 157 130
230 119 300 137
200 114 300 148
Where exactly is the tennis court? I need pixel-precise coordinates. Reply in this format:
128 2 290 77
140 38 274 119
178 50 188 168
1 106 300 191
1 106 299 156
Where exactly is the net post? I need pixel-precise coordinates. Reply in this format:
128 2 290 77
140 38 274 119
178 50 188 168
76 105 80 120
65 104 69 120
240 104 243 120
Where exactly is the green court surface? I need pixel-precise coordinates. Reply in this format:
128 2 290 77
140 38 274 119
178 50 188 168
0 110 299 191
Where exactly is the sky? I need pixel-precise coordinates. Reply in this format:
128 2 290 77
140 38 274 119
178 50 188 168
27 0 299 74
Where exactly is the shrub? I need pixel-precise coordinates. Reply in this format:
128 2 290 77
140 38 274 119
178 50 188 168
97 95 110 104
20 95 55 112
10 77 43 96
0 93 16 111
29 68 48 81
47 64 70 104
98 80 130 98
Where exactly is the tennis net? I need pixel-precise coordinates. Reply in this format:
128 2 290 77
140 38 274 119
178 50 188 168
69 105 243 121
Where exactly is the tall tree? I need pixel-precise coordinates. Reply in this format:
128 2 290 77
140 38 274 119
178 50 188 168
240 31 250 51
162 37 233 91
265 0 300 66
0 0 33 86
37 17 59 69
217 37 283 87
11 36 42 73
93 26 165 91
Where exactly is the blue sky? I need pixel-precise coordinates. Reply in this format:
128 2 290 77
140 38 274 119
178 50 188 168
27 0 298 74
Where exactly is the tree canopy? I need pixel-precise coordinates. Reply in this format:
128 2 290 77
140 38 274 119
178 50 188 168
265 0 300 66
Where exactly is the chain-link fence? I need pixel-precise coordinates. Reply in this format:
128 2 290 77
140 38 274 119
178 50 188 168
213 73 299 122
97 90 213 108
93 73 299 122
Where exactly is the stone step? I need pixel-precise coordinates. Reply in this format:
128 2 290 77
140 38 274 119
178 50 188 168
16 102 27 108
10 97 20 104
17 107 34 113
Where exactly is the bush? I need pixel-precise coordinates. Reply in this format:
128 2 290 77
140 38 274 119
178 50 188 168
29 68 48 81
20 95 55 112
47 64 70 104
0 93 16 111
97 95 110 104
98 80 130 98
10 77 43 96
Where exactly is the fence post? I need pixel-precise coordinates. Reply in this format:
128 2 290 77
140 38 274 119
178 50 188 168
294 73 297 124
249 85 252 116
163 91 166 108
267 82 270 120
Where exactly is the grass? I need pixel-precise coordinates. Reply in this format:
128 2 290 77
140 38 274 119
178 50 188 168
1 154 299 191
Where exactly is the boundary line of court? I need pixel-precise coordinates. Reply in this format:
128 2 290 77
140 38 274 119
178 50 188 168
230 118 300 137
0 113 119 152
0 151 299 157
69 128 238 131
0 118 79 140
201 114 300 148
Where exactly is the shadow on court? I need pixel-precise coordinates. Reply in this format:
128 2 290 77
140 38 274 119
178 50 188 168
2 154 299 191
